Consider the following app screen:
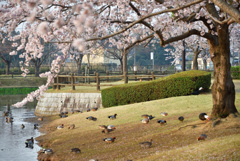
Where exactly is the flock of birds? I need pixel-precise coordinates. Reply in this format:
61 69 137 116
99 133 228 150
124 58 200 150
2 87 207 159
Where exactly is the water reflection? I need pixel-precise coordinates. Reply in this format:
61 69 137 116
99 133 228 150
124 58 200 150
0 95 40 161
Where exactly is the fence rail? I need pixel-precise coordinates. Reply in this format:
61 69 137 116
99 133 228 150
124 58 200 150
53 72 165 91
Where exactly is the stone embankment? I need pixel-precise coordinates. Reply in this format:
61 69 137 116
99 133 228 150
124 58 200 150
35 92 102 116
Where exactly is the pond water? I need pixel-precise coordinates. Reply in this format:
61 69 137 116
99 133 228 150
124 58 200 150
0 95 41 161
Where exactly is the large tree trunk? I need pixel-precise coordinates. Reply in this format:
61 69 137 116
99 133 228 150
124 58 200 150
210 24 238 118
192 52 198 70
123 53 128 84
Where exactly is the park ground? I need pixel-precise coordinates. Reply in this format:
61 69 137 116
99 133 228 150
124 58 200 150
26 79 240 161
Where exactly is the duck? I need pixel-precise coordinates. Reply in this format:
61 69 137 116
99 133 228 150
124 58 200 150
197 134 207 141
43 149 53 155
191 87 203 95
71 109 74 114
141 117 149 124
178 116 184 122
34 124 39 129
161 112 168 116
107 125 116 130
86 116 97 121
38 117 43 121
74 110 83 113
3 111 9 116
99 125 107 129
56 124 64 129
108 114 117 120
139 139 153 148
199 113 210 121
60 114 68 118
25 137 34 147
91 107 98 111
141 114 152 118
21 124 25 129
86 108 91 112
103 137 116 143
71 148 81 154
68 124 75 129
148 115 155 120
157 119 167 125
6 117 13 123
102 129 114 134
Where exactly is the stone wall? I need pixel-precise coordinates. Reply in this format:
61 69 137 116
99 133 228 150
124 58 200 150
35 92 102 116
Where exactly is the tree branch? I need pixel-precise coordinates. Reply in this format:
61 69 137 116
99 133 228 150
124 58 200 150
125 34 154 51
210 0 240 23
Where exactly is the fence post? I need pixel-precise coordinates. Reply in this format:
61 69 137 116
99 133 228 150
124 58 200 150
71 73 75 90
151 72 155 80
82 72 84 83
96 73 100 91
56 76 60 90
106 71 109 82
134 71 137 81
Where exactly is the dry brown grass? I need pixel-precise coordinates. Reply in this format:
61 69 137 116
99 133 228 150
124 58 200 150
35 93 240 161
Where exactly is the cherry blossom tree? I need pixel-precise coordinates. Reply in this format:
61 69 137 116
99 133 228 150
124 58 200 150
0 0 239 118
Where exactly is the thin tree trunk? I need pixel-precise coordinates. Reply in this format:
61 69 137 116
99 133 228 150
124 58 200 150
6 62 10 75
123 52 128 84
210 24 238 118
119 58 123 73
182 40 186 71
35 64 40 77
77 61 82 76
203 59 207 70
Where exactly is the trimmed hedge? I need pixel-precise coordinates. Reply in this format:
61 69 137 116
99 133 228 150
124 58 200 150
231 66 240 79
101 70 211 108
0 87 53 95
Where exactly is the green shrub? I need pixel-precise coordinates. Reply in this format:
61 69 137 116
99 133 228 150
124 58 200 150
231 66 240 79
101 70 211 108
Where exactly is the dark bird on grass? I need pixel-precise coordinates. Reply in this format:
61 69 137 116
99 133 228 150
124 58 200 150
60 114 68 118
108 114 117 120
86 116 97 121
157 120 167 125
56 124 64 129
43 149 53 155
86 108 91 112
148 115 155 120
21 124 25 129
178 116 184 122
191 87 203 95
107 125 116 130
139 139 153 148
102 129 114 134
161 112 168 116
199 113 210 121
68 124 75 129
197 134 207 141
141 117 149 124
71 148 81 153
91 107 98 111
103 137 116 143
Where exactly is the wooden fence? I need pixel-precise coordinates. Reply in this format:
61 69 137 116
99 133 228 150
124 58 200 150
53 72 166 91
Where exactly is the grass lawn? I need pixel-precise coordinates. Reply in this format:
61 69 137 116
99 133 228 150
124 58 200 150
35 91 240 161
0 76 47 87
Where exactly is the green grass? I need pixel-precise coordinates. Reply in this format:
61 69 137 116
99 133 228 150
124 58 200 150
0 77 47 87
36 92 240 161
